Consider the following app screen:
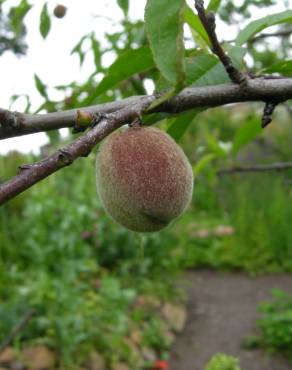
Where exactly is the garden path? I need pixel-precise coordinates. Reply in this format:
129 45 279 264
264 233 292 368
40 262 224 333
170 270 292 370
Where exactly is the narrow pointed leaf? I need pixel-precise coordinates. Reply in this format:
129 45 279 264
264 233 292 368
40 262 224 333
184 5 210 46
40 3 51 39
85 46 154 104
71 35 88 66
117 0 129 16
193 153 217 176
207 0 222 12
145 0 186 87
232 117 262 155
185 54 218 85
90 35 102 69
157 47 245 92
167 109 203 141
236 10 292 46
193 46 246 86
263 59 292 76
34 74 48 99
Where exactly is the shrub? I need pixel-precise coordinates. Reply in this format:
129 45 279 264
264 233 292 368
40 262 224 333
256 289 292 360
205 353 242 370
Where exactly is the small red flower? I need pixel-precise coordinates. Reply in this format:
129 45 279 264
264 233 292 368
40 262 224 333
152 360 169 370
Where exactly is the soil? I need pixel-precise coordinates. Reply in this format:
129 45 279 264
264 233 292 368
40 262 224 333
169 270 292 370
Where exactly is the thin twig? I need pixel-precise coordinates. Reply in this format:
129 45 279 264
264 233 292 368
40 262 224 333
0 97 155 205
252 27 292 42
2 78 292 140
0 309 36 354
194 0 247 84
217 162 292 175
227 27 292 43
262 101 279 128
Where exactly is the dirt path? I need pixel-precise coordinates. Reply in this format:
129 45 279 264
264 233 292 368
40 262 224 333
170 270 292 370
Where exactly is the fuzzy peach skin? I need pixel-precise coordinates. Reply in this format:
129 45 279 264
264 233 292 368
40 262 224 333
96 126 193 232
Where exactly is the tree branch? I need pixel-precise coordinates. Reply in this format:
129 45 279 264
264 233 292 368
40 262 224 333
194 0 247 84
1 78 292 140
0 97 155 206
0 96 142 139
1 77 292 205
227 28 292 43
217 162 292 175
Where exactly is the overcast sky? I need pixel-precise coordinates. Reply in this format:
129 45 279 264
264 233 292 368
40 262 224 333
0 0 290 154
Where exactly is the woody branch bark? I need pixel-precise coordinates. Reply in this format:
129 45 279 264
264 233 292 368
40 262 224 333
1 78 292 140
218 162 292 175
1 78 292 204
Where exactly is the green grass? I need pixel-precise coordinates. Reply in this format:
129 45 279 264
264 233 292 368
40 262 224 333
173 173 292 275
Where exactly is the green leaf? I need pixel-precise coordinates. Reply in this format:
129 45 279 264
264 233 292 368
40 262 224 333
40 3 51 39
117 0 129 16
142 113 171 126
145 0 186 87
236 10 292 46
185 53 218 85
9 94 31 113
85 46 154 104
167 109 203 142
71 35 88 66
155 52 219 90
206 133 228 157
157 47 245 91
232 117 262 155
34 74 48 99
207 0 222 12
193 46 246 86
9 0 31 36
184 5 210 46
46 131 61 145
193 153 216 176
262 59 292 77
90 34 102 70
147 89 177 112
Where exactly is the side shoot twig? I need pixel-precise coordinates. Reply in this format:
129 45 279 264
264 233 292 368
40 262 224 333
194 0 247 85
217 162 292 175
194 0 283 127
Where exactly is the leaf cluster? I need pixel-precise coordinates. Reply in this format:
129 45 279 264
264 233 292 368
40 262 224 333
247 289 292 360
0 0 31 56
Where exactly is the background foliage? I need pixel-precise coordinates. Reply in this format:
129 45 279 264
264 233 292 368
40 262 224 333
1 0 292 369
